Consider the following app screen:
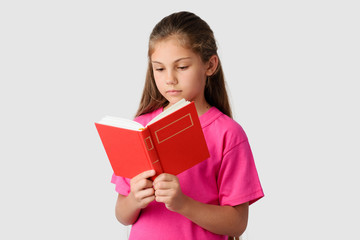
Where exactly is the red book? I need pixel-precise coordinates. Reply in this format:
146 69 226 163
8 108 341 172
95 99 210 179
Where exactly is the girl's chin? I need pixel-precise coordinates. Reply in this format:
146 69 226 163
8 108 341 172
164 97 188 108
166 96 186 103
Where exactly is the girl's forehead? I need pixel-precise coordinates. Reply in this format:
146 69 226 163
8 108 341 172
151 37 195 62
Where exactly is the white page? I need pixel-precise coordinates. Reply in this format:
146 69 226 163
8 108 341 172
97 115 144 130
147 99 189 126
97 99 190 130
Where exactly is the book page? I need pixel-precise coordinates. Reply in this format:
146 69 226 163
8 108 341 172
97 116 144 130
147 98 190 126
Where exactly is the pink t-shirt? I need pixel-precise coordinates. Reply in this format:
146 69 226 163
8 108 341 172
111 107 264 240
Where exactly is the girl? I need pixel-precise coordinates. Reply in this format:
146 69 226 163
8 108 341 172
111 11 264 240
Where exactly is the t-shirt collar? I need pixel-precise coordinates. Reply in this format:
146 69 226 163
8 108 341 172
199 107 223 128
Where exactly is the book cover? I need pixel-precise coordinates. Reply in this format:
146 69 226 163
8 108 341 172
95 100 210 179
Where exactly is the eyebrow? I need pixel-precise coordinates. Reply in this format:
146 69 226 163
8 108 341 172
151 57 191 64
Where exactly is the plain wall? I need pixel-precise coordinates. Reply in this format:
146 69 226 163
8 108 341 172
1 1 359 239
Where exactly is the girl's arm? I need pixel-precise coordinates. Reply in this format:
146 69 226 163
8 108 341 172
115 170 156 225
153 173 249 237
177 197 248 237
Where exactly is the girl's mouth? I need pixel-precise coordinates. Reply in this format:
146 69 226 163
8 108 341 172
166 90 182 95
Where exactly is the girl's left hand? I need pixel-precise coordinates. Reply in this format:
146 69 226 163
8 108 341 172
153 173 187 212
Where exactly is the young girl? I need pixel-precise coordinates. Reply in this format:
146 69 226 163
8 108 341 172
111 11 264 239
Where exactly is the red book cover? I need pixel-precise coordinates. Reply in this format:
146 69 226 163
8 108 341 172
95 100 210 179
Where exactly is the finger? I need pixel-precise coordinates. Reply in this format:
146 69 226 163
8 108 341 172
131 178 154 193
134 193 155 209
133 169 156 180
141 195 155 207
134 187 155 201
132 170 156 182
154 177 179 191
153 173 175 185
154 189 164 197
156 184 178 195
155 195 170 204
153 181 173 191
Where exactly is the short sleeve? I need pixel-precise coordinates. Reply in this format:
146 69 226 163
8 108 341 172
111 173 131 196
217 139 264 206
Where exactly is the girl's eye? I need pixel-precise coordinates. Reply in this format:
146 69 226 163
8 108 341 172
178 66 188 70
155 68 164 72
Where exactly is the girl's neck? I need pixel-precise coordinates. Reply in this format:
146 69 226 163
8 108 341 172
193 99 211 117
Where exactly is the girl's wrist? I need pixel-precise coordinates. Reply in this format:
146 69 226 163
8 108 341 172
174 194 193 215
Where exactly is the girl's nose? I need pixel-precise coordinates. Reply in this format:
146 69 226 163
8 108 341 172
166 72 178 85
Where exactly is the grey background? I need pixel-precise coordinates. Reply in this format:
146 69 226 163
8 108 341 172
1 0 359 239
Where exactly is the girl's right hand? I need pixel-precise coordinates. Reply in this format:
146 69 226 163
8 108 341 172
129 170 156 209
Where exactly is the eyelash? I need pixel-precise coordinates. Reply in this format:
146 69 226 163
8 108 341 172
154 66 188 72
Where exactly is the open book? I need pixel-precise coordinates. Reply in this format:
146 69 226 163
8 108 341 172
95 99 210 179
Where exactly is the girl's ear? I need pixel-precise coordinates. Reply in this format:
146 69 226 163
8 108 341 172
206 55 219 76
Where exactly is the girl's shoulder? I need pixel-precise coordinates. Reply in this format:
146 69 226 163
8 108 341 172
202 107 248 144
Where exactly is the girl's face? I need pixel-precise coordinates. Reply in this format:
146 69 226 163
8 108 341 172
151 37 209 108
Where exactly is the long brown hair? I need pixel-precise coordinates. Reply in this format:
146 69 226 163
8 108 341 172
135 11 232 118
